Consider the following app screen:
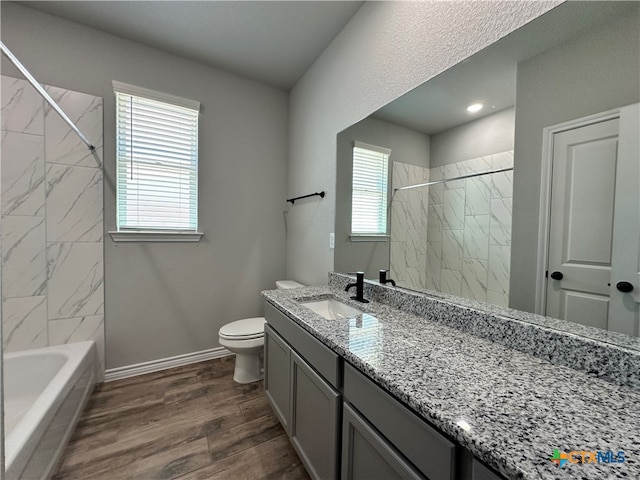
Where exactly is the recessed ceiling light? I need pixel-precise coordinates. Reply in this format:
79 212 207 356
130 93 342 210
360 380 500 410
466 103 484 113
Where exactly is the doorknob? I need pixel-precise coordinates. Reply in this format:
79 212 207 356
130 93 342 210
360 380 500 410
616 281 634 293
550 271 563 280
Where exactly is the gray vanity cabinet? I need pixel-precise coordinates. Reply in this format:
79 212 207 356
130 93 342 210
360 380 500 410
342 403 424 480
290 350 341 479
264 324 291 434
264 303 341 480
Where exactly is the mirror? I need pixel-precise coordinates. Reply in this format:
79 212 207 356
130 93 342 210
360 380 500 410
335 1 640 340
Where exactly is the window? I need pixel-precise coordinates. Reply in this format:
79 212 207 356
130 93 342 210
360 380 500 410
112 81 200 240
351 142 391 236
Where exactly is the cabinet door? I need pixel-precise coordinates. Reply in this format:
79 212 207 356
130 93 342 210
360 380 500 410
342 403 424 480
264 324 291 434
290 350 340 480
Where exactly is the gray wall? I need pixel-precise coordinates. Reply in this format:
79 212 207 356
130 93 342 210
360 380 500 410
510 8 640 312
335 116 430 278
430 107 515 167
286 1 560 285
1 3 289 369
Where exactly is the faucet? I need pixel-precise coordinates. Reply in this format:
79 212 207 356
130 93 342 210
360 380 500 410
345 271 369 303
379 269 396 287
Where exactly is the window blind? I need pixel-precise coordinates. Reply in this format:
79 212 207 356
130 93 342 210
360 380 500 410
351 142 390 235
115 85 199 231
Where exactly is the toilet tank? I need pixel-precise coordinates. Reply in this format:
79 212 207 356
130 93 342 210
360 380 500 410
276 280 304 289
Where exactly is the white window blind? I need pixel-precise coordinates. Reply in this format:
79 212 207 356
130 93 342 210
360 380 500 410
114 82 199 232
351 142 390 235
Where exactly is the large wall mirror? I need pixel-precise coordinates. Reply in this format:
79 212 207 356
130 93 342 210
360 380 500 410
335 1 640 340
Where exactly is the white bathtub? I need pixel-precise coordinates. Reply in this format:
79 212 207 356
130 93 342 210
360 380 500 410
4 341 96 480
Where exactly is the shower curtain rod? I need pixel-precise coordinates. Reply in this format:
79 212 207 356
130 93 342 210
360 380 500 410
393 167 513 192
0 41 95 152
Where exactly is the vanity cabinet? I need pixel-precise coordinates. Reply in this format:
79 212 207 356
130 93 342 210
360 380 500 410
343 363 456 480
264 303 341 480
342 403 424 479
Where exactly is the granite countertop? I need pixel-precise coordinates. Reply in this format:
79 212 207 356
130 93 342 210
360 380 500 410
262 282 640 480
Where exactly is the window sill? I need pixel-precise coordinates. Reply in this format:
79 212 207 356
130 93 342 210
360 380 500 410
349 235 389 242
109 231 204 243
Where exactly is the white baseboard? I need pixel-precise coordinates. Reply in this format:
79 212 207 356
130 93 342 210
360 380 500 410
104 346 233 382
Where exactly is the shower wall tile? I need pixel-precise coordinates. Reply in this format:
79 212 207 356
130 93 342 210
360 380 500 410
492 151 514 169
1 131 45 216
462 258 488 302
463 215 490 260
1 215 46 298
1 76 44 135
442 229 463 271
423 150 513 305
488 245 511 294
45 164 103 243
491 170 513 199
490 198 512 246
443 188 465 229
441 269 462 296
47 242 104 320
465 178 490 216
2 296 47 352
44 86 103 168
49 314 105 381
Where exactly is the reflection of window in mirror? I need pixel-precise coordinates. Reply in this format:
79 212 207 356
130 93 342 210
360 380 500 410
351 142 391 236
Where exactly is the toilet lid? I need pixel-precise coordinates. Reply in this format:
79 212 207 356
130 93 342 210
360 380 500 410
219 317 266 339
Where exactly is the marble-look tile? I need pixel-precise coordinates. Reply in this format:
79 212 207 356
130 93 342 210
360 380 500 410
419 254 427 288
390 201 407 242
465 177 490 216
492 150 514 170
425 243 442 291
443 188 465 230
1 76 44 135
487 290 509 307
440 269 462 296
47 242 104 320
465 156 492 174
2 296 47 352
392 162 410 189
49 314 105 379
1 215 46 297
441 229 463 271
45 164 103 242
461 258 488 302
407 190 423 227
443 162 466 189
390 241 406 280
463 215 490 260
427 203 443 243
490 170 513 199
406 223 424 259
489 198 512 246
1 131 45 216
488 245 511 294
404 267 422 290
44 85 103 168
428 183 444 205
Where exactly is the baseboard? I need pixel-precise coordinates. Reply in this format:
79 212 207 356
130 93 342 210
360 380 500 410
104 346 233 382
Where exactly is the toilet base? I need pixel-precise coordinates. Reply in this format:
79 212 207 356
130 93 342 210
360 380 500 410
232 351 263 384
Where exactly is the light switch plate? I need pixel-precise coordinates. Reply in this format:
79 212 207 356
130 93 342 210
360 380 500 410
329 233 335 249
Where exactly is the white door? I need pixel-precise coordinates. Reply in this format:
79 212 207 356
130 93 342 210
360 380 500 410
545 104 639 336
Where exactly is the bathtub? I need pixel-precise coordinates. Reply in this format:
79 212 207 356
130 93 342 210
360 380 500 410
4 341 96 480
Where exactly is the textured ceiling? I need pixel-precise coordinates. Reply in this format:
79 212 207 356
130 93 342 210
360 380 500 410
20 1 363 90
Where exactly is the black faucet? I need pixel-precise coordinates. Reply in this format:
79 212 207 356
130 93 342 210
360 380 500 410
379 269 396 287
345 271 369 303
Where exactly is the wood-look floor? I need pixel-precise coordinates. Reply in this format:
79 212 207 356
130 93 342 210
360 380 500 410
54 357 310 480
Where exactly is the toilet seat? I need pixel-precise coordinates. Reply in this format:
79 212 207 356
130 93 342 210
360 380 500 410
219 317 266 340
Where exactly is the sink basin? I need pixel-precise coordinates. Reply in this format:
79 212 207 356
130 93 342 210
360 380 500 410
301 298 363 320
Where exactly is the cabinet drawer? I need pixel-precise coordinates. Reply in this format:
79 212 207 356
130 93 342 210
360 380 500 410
344 363 455 480
265 301 341 388
342 403 424 480
472 459 505 480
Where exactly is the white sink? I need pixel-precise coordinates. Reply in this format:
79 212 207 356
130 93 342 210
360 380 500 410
301 298 363 320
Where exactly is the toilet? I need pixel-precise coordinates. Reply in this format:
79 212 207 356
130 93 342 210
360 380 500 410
219 280 304 383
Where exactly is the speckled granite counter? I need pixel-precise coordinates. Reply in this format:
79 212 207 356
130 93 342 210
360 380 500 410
262 277 640 480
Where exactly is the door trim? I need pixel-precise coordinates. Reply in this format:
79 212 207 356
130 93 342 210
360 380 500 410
534 107 627 315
